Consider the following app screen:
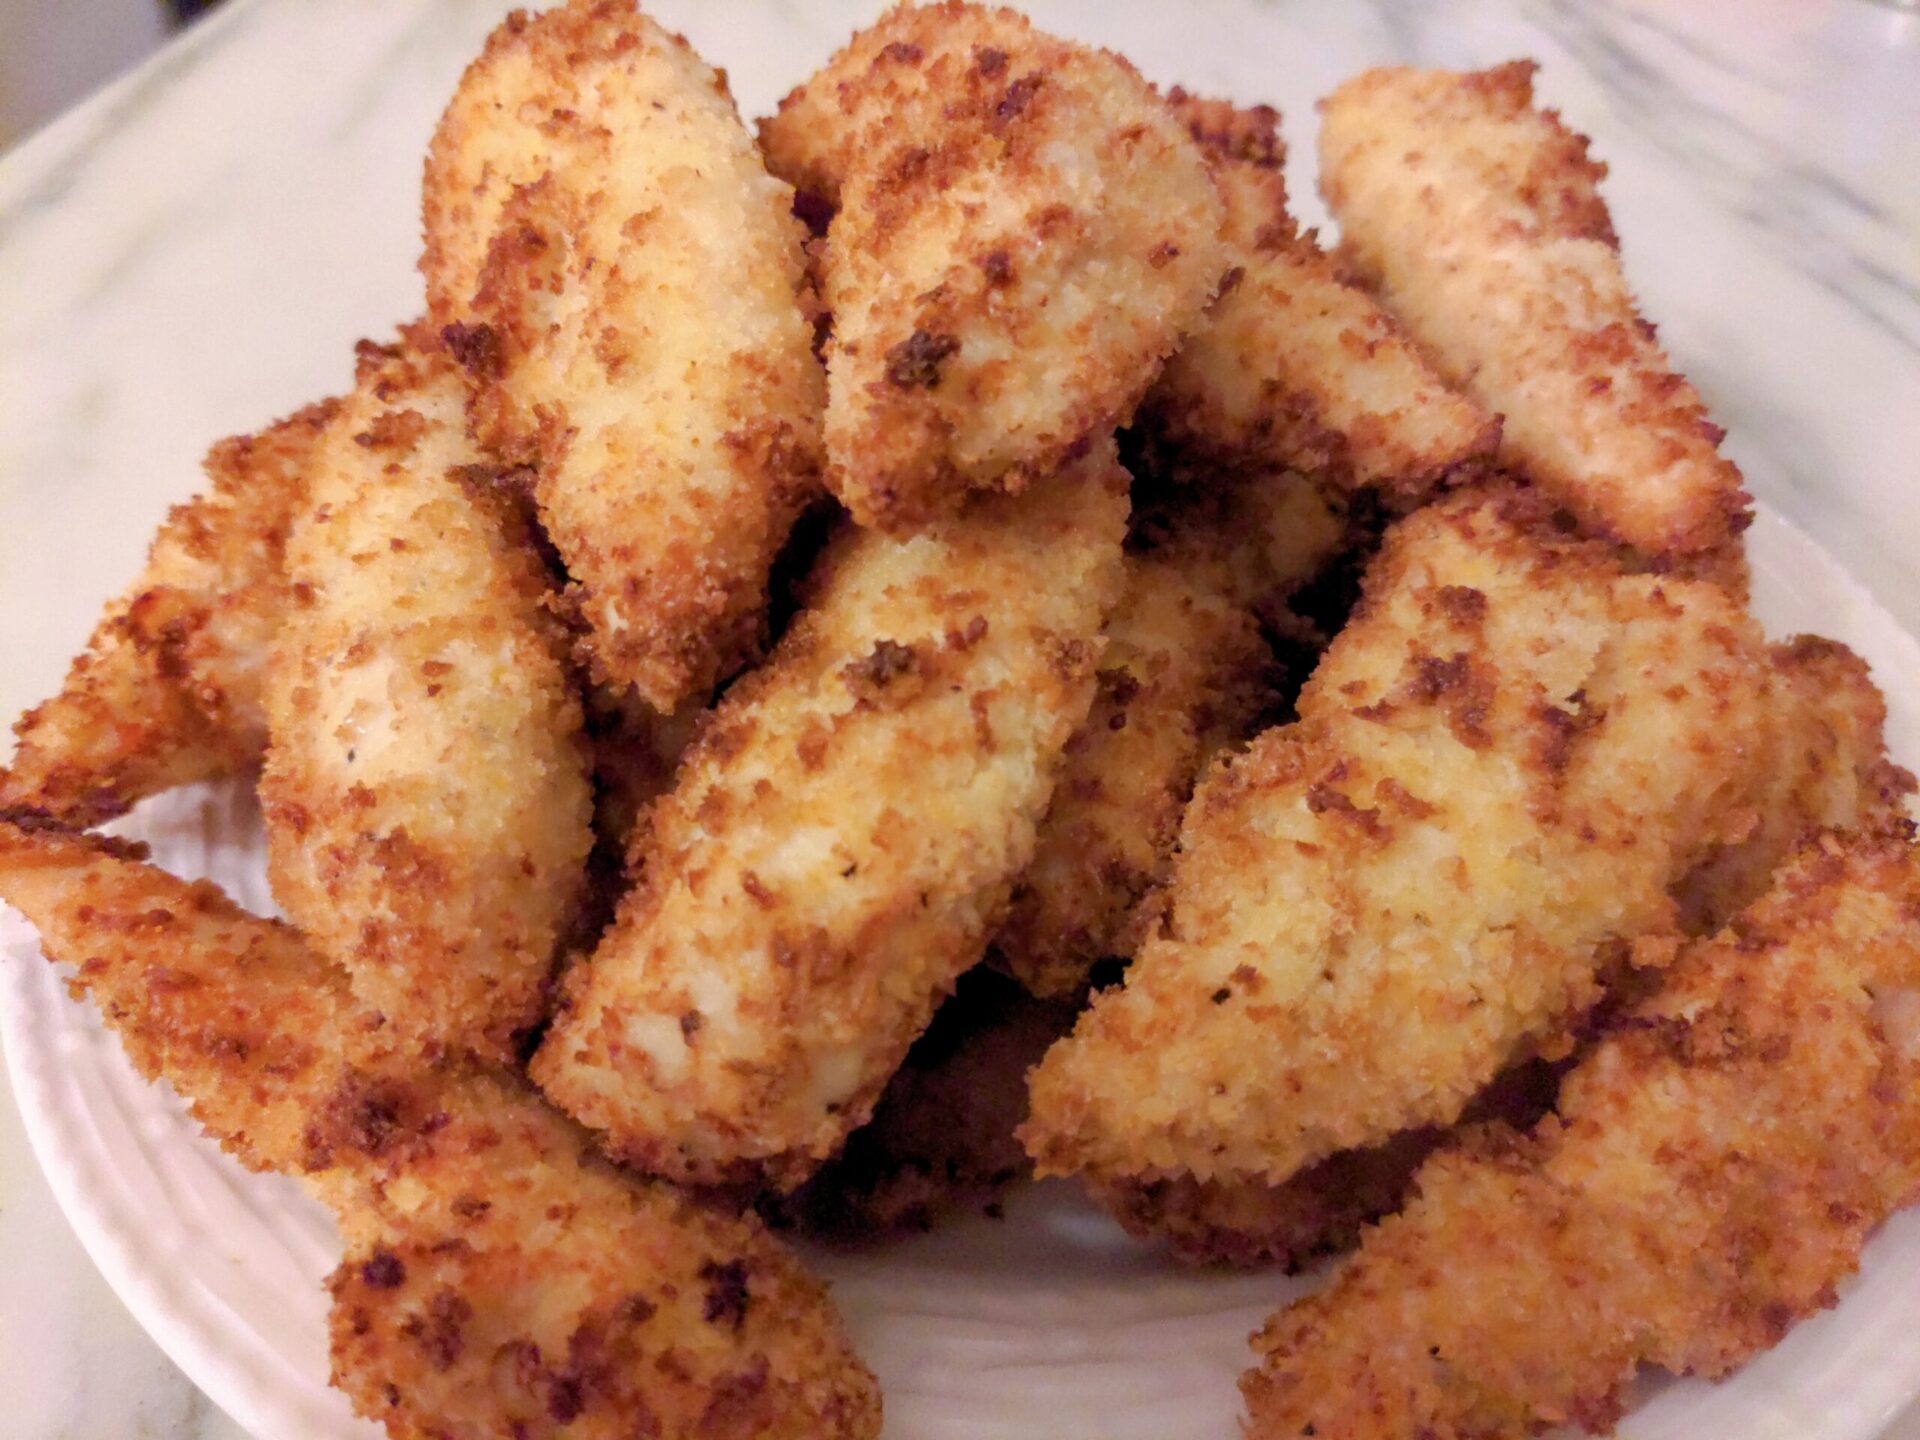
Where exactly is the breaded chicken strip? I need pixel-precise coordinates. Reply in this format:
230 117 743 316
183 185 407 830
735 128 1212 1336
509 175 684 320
534 444 1129 1189
1243 826 1920 1438
994 470 1345 999
758 2 1225 530
1678 634 1915 931
1 399 335 825
425 0 825 710
1102 632 1910 1267
1142 91 1498 497
773 966 1077 1236
1318 62 1750 560
262 334 593 1063
1023 488 1776 1187
0 817 881 1440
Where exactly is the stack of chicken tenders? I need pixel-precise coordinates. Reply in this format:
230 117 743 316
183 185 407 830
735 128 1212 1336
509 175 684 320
6 4 1920 1437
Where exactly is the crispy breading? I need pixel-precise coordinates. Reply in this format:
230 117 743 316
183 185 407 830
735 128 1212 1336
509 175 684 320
758 2 1225 531
1022 488 1779 1187
1142 91 1498 496
993 469 1346 999
1 399 335 825
1243 826 1920 1438
424 0 825 711
1318 62 1750 560
772 966 1077 1236
1678 634 1915 932
0 817 881 1440
990 554 1268 998
261 335 593 1064
1093 1058 1560 1270
533 444 1129 1189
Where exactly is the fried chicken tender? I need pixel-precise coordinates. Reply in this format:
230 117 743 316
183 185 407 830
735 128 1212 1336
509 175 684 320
1023 488 1778 1188
1097 632 1910 1267
773 966 1077 1236
1 400 335 825
425 0 825 711
1141 91 1498 497
1318 62 1750 560
1678 634 1915 932
533 444 1130 1189
1243 825 1920 1438
262 335 593 1064
993 469 1346 999
758 2 1226 531
0 817 881 1440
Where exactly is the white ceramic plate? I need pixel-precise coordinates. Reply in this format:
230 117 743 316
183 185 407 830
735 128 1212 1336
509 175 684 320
6 510 1920 1440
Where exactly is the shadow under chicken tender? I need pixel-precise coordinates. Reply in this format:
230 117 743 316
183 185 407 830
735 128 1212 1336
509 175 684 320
1244 825 1920 1438
533 444 1129 1190
1023 488 1780 1189
262 333 593 1065
993 469 1345 1000
0 817 881 1440
773 966 1078 1236
1 398 336 826
425 0 825 711
1142 90 1498 498
758 1 1226 531
1318 61 1750 563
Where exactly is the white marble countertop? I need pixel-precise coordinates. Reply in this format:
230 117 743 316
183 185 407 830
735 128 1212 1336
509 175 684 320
0 0 1915 1435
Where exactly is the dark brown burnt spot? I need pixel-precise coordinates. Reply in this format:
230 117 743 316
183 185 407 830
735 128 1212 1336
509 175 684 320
740 870 774 907
991 74 1044 131
1404 651 1493 750
881 39 923 64
974 44 1008 77
360 1248 406 1289
1097 666 1142 706
1534 694 1602 777
885 329 961 387
1305 782 1385 838
843 638 919 697
1432 585 1488 627
441 321 504 380
945 614 989 650
352 408 429 455
680 1010 703 1041
700 1258 751 1329
1148 241 1182 269
978 249 1014 284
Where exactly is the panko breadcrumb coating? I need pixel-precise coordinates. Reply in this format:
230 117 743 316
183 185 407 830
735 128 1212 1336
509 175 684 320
772 966 1077 1236
758 2 1226 531
1318 62 1750 561
1143 91 1498 497
534 443 1129 1189
994 468 1346 999
1 399 335 825
1099 631 1910 1268
0 818 881 1440
262 334 593 1064
1678 634 1915 932
1023 488 1779 1188
424 0 825 710
1243 825 1920 1438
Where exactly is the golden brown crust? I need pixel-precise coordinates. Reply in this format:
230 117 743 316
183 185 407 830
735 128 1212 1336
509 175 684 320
1 399 336 825
1023 487 1781 1187
424 0 825 710
759 2 1226 530
1143 91 1499 496
0 818 880 1440
262 335 593 1064
990 469 1348 1000
1243 825 1920 1437
533 444 1130 1189
1318 62 1751 560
